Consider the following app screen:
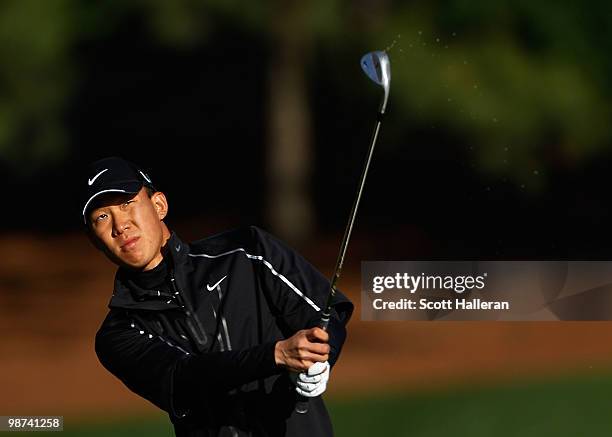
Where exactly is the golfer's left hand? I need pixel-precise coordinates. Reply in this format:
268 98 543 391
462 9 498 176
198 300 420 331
292 361 330 397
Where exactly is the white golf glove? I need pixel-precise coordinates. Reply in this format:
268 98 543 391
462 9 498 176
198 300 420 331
291 361 330 398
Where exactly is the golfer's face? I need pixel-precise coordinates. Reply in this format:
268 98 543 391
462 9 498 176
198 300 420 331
88 188 168 271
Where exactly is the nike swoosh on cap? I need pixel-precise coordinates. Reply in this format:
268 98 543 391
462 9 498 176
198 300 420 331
88 168 109 186
206 275 228 291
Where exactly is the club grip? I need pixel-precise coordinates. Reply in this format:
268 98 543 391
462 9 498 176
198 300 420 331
318 310 331 331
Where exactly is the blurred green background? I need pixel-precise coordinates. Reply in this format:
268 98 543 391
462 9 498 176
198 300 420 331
3 0 612 436
3 0 612 255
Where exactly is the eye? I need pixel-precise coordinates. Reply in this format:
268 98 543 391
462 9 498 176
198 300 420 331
94 213 108 223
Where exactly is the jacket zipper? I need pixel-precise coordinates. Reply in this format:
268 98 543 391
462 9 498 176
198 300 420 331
170 270 208 349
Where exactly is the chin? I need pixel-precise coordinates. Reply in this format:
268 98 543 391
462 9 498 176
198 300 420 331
112 253 149 270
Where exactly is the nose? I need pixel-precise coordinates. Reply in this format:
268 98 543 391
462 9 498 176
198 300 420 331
111 210 130 237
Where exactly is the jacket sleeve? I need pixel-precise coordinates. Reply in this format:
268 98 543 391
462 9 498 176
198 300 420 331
95 310 280 419
249 226 354 367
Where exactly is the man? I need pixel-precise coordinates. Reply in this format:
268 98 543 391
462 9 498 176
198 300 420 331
84 157 353 437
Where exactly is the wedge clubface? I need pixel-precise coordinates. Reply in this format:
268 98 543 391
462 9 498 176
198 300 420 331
360 50 391 114
295 50 391 414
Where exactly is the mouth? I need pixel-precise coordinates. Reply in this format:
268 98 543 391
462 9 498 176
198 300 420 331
121 237 140 251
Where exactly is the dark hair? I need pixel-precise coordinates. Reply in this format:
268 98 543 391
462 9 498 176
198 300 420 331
144 184 157 197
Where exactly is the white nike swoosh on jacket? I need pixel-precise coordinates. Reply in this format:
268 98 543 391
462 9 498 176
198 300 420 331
206 275 228 291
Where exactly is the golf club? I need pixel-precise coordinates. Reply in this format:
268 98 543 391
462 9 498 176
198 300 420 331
295 50 391 414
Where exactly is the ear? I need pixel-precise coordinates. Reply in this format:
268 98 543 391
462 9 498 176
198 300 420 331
151 191 169 220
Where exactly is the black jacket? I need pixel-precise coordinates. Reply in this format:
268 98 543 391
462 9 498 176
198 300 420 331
95 226 354 437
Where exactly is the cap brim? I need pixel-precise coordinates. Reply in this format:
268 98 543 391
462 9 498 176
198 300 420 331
82 181 143 223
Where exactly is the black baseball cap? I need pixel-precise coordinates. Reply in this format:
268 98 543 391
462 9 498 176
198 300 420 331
81 157 155 223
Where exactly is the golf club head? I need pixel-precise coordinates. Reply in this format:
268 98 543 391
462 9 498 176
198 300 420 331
360 50 391 114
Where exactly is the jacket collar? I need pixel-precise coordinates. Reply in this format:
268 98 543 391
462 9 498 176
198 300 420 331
108 231 193 311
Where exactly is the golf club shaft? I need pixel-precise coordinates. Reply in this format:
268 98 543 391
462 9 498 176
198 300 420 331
320 115 382 329
295 114 383 414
